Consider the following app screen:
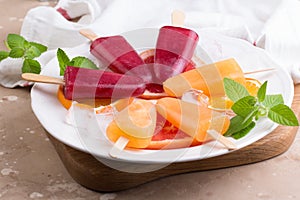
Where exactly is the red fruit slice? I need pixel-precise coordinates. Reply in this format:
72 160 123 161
139 49 196 93
183 60 196 72
140 49 155 64
147 113 201 150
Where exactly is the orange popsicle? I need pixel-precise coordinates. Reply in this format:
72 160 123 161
163 58 246 98
106 99 157 149
156 97 212 142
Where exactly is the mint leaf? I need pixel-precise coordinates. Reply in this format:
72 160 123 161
23 40 30 49
9 47 25 58
22 59 41 74
57 49 98 75
0 51 9 62
224 115 254 137
224 77 299 140
257 81 267 102
231 121 255 139
57 48 70 76
262 94 284 108
7 34 26 49
224 78 249 102
29 42 47 54
70 56 98 70
243 106 259 123
268 104 299 126
1 34 48 74
231 96 257 117
24 45 41 59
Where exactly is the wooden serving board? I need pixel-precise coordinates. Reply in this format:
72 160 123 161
47 85 300 192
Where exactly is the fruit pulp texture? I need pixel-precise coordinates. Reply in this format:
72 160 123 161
163 58 246 98
245 77 262 96
152 113 190 141
149 114 202 150
63 66 146 100
154 26 199 82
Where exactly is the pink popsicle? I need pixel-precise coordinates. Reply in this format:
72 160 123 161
154 26 199 82
64 66 146 100
90 36 144 72
90 35 155 84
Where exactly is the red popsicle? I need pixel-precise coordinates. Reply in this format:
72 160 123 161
90 36 143 70
90 35 156 86
154 26 199 82
64 66 146 100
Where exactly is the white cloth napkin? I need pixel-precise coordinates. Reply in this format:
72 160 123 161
1 0 300 87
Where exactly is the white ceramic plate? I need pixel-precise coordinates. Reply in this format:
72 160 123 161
31 29 294 164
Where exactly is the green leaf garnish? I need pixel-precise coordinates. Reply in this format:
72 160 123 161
9 47 25 58
224 78 299 139
223 77 249 102
7 34 26 49
0 51 9 62
22 59 41 74
57 48 70 76
224 115 254 137
24 45 41 59
70 56 98 70
262 94 284 108
57 48 98 75
231 96 257 117
29 42 47 54
231 121 256 139
257 81 267 102
268 104 299 126
1 33 48 74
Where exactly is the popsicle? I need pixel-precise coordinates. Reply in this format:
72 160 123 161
90 35 144 73
156 97 236 149
163 58 246 98
156 97 211 142
107 99 157 157
64 66 146 100
154 25 199 83
80 29 156 90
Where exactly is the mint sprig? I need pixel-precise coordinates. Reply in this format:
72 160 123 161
223 78 299 139
57 48 98 76
0 51 9 61
1 34 48 74
224 78 249 102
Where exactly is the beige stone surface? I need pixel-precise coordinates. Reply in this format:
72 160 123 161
0 1 300 199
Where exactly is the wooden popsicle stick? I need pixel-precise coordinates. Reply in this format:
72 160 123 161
207 130 237 150
109 136 129 158
172 10 186 27
22 73 65 85
79 29 98 42
244 68 276 75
